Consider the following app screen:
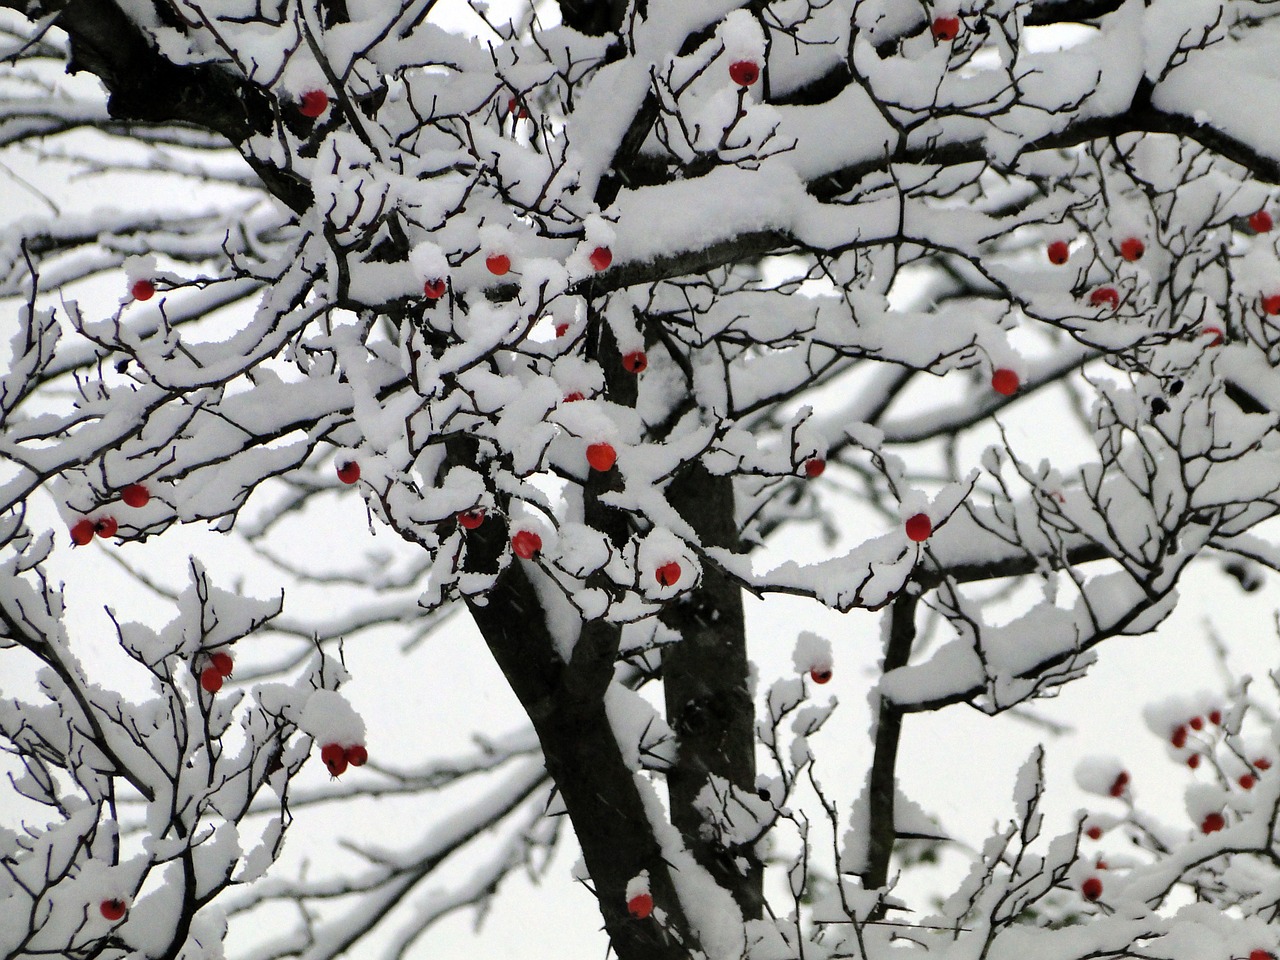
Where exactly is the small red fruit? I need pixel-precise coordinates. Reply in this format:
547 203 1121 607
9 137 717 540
1108 771 1129 798
1250 950 1275 960
1090 286 1120 310
804 457 826 478
621 351 647 373
423 278 447 299
1047 240 1070 265
1201 811 1225 834
1188 715 1203 730
346 744 368 767
587 442 617 472
655 561 681 587
299 89 329 118
728 60 759 87
1119 237 1145 261
1263 294 1280 315
1209 709 1223 725
320 742 348 777
210 651 234 677
100 898 127 921
1256 758 1272 770
121 484 150 508
200 666 223 694
904 513 932 542
1085 825 1103 840
589 246 613 271
1171 725 1188 749
1250 210 1273 233
486 253 511 276
627 893 654 919
1240 773 1257 790
563 391 585 403
556 323 571 337
71 519 95 546
512 530 542 560
810 668 832 684
506 97 529 119
931 16 961 41
337 461 360 484
1187 754 1201 769
991 368 1019 396
1081 876 1103 902
130 279 155 301
458 509 486 530
1201 326 1225 347
94 516 118 539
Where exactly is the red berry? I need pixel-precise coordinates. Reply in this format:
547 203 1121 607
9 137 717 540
655 561 681 587
1188 715 1203 730
804 457 826 478
1201 811 1225 834
1187 753 1201 769
486 253 511 276
512 529 542 560
810 668 832 684
1090 286 1120 310
100 898 127 921
991 368 1019 396
1263 295 1280 315
627 893 654 919
299 89 329 118
337 461 360 484
1250 210 1273 233
1047 240 1070 265
589 246 613 271
1171 725 1187 749
563 391 585 403
506 97 528 119
1108 771 1129 797
1209 709 1222 725
320 742 348 777
904 513 932 542
345 744 368 766
728 60 759 86
94 516 118 539
931 16 960 41
1256 758 1272 770
210 652 234 677
1201 326 1224 347
130 278 155 301
1240 773 1257 790
1250 950 1275 960
621 351 647 373
1085 825 1103 840
458 509 486 530
71 519 95 546
1081 876 1103 902
423 278 447 299
200 666 223 694
587 442 617 472
1119 237 1145 261
556 323 571 337
121 483 150 508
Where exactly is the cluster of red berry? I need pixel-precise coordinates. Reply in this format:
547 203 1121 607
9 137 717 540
69 484 150 546
320 741 368 777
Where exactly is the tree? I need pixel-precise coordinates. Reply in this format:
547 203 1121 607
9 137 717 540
4 0 1280 957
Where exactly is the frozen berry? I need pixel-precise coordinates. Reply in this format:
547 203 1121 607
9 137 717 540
210 652 234 677
1201 811 1225 834
1201 326 1224 347
810 668 832 684
1090 287 1120 310
931 16 960 41
337 461 360 484
1264 295 1280 315
563 391 585 403
423 278 447 299
991 369 1019 396
1256 758 1272 770
587 442 617 472
100 898 127 921
200 666 223 694
486 253 511 276
1188 716 1203 730
627 892 654 919
1209 709 1222 725
589 246 612 271
320 742 348 777
804 457 826 478
94 517 118 539
621 351 647 374
346 744 368 767
655 562 681 587
71 519 95 546
1119 237 1145 261
1108 771 1129 798
1187 754 1201 769
130 279 155 301
1171 725 1187 749
121 484 150 508
1250 210 1273 233
512 530 542 560
1047 240 1070 265
1240 773 1257 790
458 509 486 530
728 60 759 86
1081 876 1103 901
904 513 932 542
299 89 329 118
1085 825 1103 840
